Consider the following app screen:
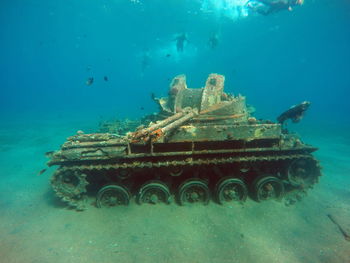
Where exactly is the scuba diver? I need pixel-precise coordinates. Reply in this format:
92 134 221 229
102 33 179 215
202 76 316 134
141 49 151 75
208 33 219 50
277 101 310 124
247 0 304 15
175 33 187 52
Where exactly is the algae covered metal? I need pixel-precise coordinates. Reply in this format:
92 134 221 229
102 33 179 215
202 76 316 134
47 73 321 210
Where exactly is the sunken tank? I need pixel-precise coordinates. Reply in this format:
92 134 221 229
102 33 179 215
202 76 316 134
47 73 321 210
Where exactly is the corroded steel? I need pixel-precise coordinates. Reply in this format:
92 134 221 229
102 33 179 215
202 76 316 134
46 73 322 210
131 110 187 141
130 107 197 143
200 73 225 111
150 108 198 142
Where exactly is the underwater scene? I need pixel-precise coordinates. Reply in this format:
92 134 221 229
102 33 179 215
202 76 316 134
1 0 350 262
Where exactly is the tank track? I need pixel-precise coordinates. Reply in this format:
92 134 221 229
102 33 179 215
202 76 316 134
51 153 321 210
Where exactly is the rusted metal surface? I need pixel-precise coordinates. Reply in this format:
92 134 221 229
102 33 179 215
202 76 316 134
200 73 225 111
168 123 282 142
51 153 320 209
130 108 191 142
46 73 322 209
152 108 198 142
48 136 317 166
193 114 245 121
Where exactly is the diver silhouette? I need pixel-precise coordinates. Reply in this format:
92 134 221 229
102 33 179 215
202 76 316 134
208 34 219 49
175 33 187 52
247 0 303 15
141 50 151 74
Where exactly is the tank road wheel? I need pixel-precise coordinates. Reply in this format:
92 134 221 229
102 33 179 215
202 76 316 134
178 179 210 205
216 177 248 204
96 185 130 208
288 158 321 187
137 181 171 205
254 176 284 202
51 169 88 209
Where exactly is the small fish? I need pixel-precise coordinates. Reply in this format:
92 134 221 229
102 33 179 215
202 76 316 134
140 106 144 110
45 151 54 157
86 77 94 86
104 76 108 82
166 53 171 58
38 168 47 176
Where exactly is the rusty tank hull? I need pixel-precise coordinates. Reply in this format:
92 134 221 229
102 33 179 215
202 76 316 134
47 74 321 210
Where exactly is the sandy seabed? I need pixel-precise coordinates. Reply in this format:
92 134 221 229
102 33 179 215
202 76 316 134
0 116 349 263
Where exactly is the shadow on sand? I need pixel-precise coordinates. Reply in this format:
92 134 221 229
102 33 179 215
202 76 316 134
43 188 68 209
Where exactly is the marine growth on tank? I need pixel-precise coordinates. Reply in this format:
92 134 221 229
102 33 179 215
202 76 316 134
47 74 321 210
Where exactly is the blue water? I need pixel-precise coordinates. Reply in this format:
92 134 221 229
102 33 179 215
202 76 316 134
1 1 350 263
1 0 349 122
